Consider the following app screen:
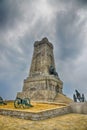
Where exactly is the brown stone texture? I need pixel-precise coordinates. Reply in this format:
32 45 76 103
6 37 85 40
29 37 55 76
17 38 71 102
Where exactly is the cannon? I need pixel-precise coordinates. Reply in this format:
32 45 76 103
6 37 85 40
0 96 7 105
14 97 33 108
73 90 85 102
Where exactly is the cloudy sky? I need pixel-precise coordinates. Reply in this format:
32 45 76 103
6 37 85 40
0 0 87 100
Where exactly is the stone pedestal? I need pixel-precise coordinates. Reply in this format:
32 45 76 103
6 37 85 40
17 75 63 101
17 38 63 102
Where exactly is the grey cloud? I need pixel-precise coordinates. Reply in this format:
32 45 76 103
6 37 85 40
55 10 84 61
76 0 87 6
0 0 21 30
55 3 86 60
48 0 87 5
48 0 87 11
0 0 37 31
47 0 71 5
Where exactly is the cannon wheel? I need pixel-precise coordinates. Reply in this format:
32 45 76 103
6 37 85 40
14 98 21 108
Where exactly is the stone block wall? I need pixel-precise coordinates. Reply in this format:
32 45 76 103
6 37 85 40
0 106 71 120
70 102 87 114
17 75 63 101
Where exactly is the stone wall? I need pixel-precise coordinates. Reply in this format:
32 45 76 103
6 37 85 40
17 90 57 101
70 102 87 114
17 75 63 101
0 106 71 120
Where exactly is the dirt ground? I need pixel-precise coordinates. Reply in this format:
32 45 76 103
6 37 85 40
0 114 87 130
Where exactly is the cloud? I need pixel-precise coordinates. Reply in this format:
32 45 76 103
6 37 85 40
55 10 86 60
76 0 87 6
0 0 22 30
0 0 87 100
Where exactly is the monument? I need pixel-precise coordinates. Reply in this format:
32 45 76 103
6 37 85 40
17 37 71 103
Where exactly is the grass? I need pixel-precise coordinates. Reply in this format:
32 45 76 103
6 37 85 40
0 101 67 112
0 114 87 130
0 101 87 129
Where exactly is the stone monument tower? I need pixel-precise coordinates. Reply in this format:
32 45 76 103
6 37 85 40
17 38 63 102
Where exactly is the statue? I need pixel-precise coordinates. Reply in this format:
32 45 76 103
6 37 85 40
73 90 85 102
73 94 77 102
49 65 58 77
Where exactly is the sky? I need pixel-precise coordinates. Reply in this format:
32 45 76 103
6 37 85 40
0 0 87 100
